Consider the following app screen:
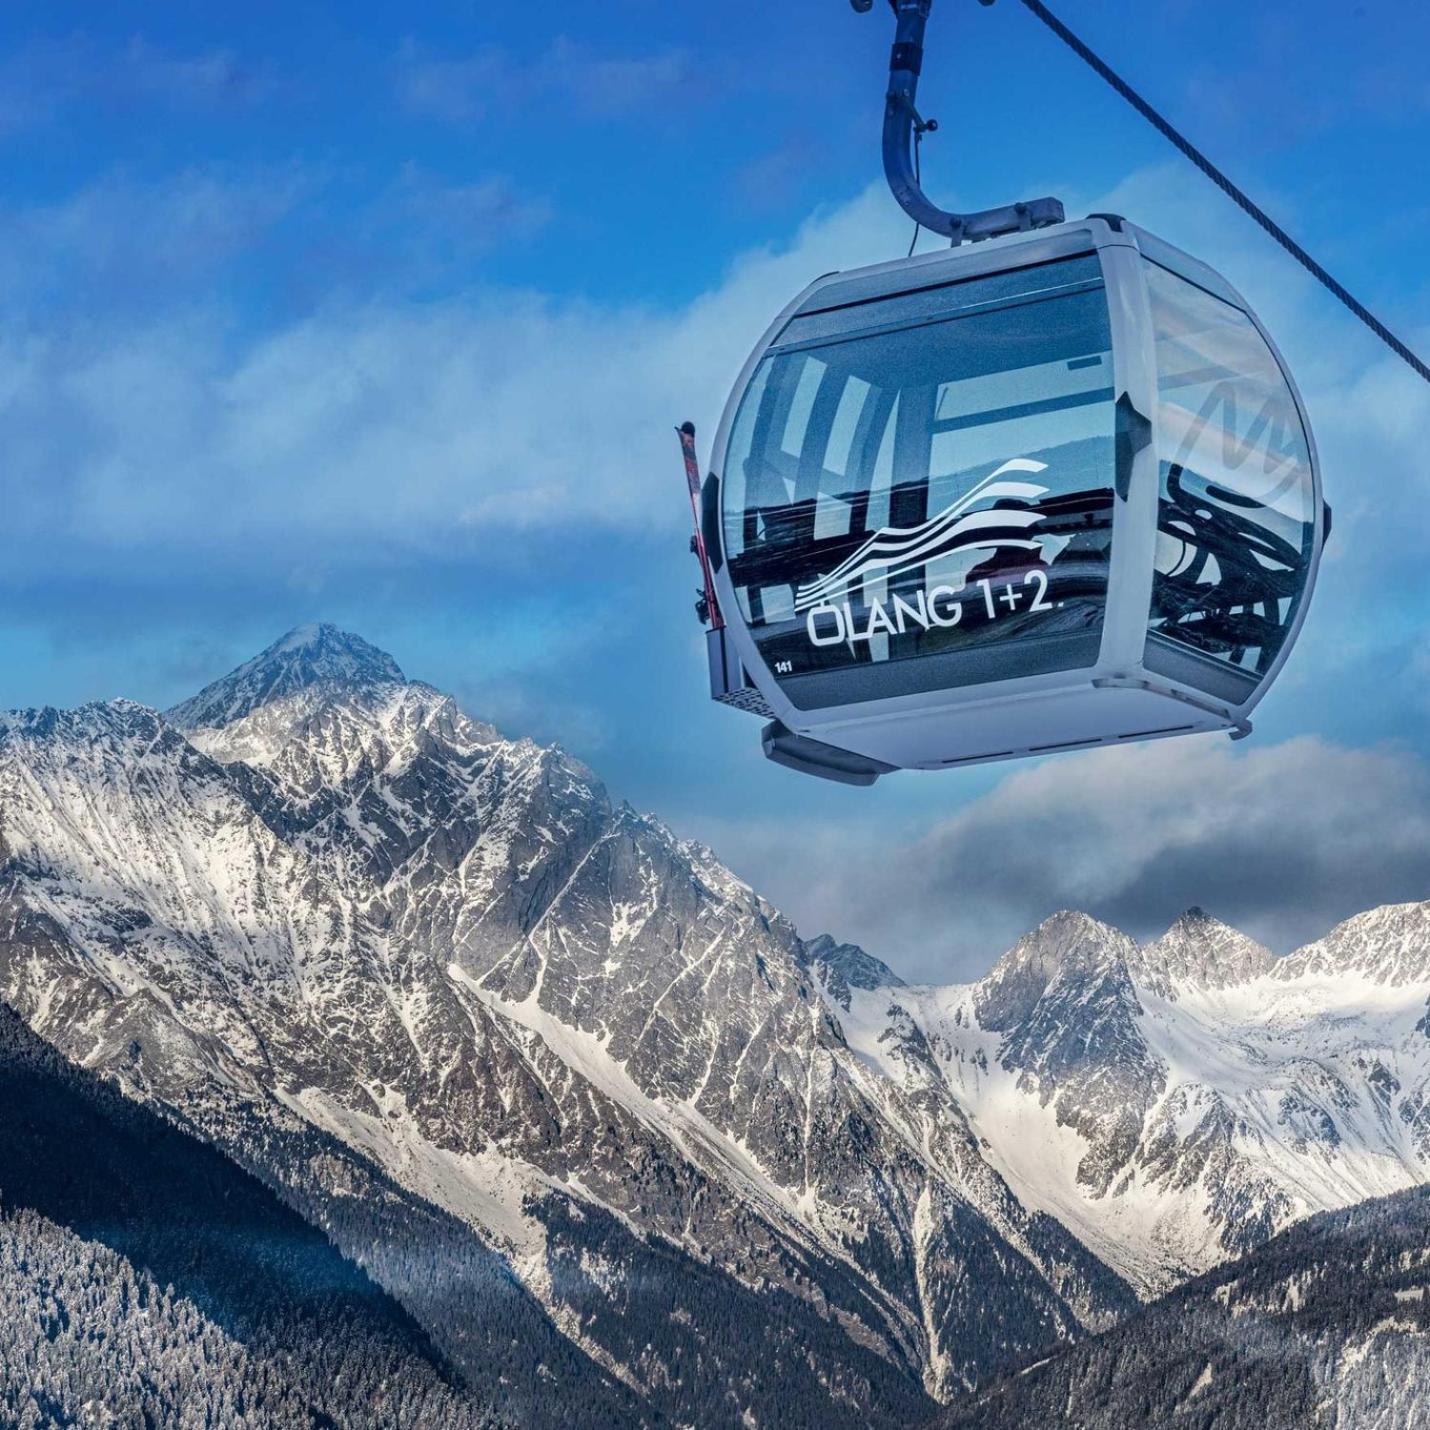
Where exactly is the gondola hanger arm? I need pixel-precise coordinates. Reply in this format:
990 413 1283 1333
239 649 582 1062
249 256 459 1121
864 0 1430 385
851 0 1065 244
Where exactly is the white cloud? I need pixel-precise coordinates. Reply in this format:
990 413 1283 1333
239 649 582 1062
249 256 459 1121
394 36 696 124
6 156 1425 583
0 35 270 136
0 178 912 578
0 167 308 310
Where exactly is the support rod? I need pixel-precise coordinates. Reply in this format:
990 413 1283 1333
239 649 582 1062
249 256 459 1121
864 0 1065 244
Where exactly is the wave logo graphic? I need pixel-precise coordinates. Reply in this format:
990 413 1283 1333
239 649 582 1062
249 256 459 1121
793 458 1052 614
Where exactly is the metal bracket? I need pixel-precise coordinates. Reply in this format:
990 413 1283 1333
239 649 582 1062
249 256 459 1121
762 721 897 786
1092 675 1253 740
854 0 1065 244
1113 391 1152 502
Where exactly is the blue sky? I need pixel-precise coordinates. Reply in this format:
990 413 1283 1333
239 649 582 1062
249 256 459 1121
2 0 1429 979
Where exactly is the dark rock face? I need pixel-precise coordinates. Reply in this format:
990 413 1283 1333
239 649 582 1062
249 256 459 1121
801 933 905 1010
977 913 1167 1195
0 627 1134 1421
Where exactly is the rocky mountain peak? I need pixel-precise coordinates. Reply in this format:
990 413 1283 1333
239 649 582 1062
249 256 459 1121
969 912 1160 1200
1173 905 1213 926
800 935 905 1010
1131 907 1274 1000
1275 900 1430 986
168 625 406 733
974 911 1133 1033
0 700 211 782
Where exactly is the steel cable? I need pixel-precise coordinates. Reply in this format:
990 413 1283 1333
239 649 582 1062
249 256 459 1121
1013 0 1430 386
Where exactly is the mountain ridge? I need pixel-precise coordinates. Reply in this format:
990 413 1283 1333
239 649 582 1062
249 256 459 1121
938 1183 1430 1429
0 625 1138 1422
168 622 407 732
838 890 1430 1296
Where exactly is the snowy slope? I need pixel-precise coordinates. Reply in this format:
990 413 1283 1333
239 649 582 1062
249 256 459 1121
840 906 1430 1295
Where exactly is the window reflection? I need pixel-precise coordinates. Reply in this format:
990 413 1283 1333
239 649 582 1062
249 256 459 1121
1143 262 1316 696
722 259 1117 702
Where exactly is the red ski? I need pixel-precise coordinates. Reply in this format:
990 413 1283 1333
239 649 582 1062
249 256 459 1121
676 422 723 630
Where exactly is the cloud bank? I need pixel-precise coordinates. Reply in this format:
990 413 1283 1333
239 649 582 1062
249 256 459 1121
715 735 1430 984
3 157 1423 595
0 175 914 587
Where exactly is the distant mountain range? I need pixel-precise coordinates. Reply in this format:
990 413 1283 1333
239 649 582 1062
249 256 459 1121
840 901 1430 1296
2 623 1429 1426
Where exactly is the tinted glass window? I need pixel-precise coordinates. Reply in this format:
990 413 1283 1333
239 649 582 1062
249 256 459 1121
1144 263 1316 696
721 260 1116 706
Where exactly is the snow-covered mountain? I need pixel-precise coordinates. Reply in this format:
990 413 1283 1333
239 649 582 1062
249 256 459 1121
839 904 1430 1295
0 625 1132 1424
6 623 1430 1420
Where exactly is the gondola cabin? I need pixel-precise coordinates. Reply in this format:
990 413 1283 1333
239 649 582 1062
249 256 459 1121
699 218 1326 784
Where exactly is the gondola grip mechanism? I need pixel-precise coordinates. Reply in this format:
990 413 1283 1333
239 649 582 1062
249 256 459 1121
854 0 1065 244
